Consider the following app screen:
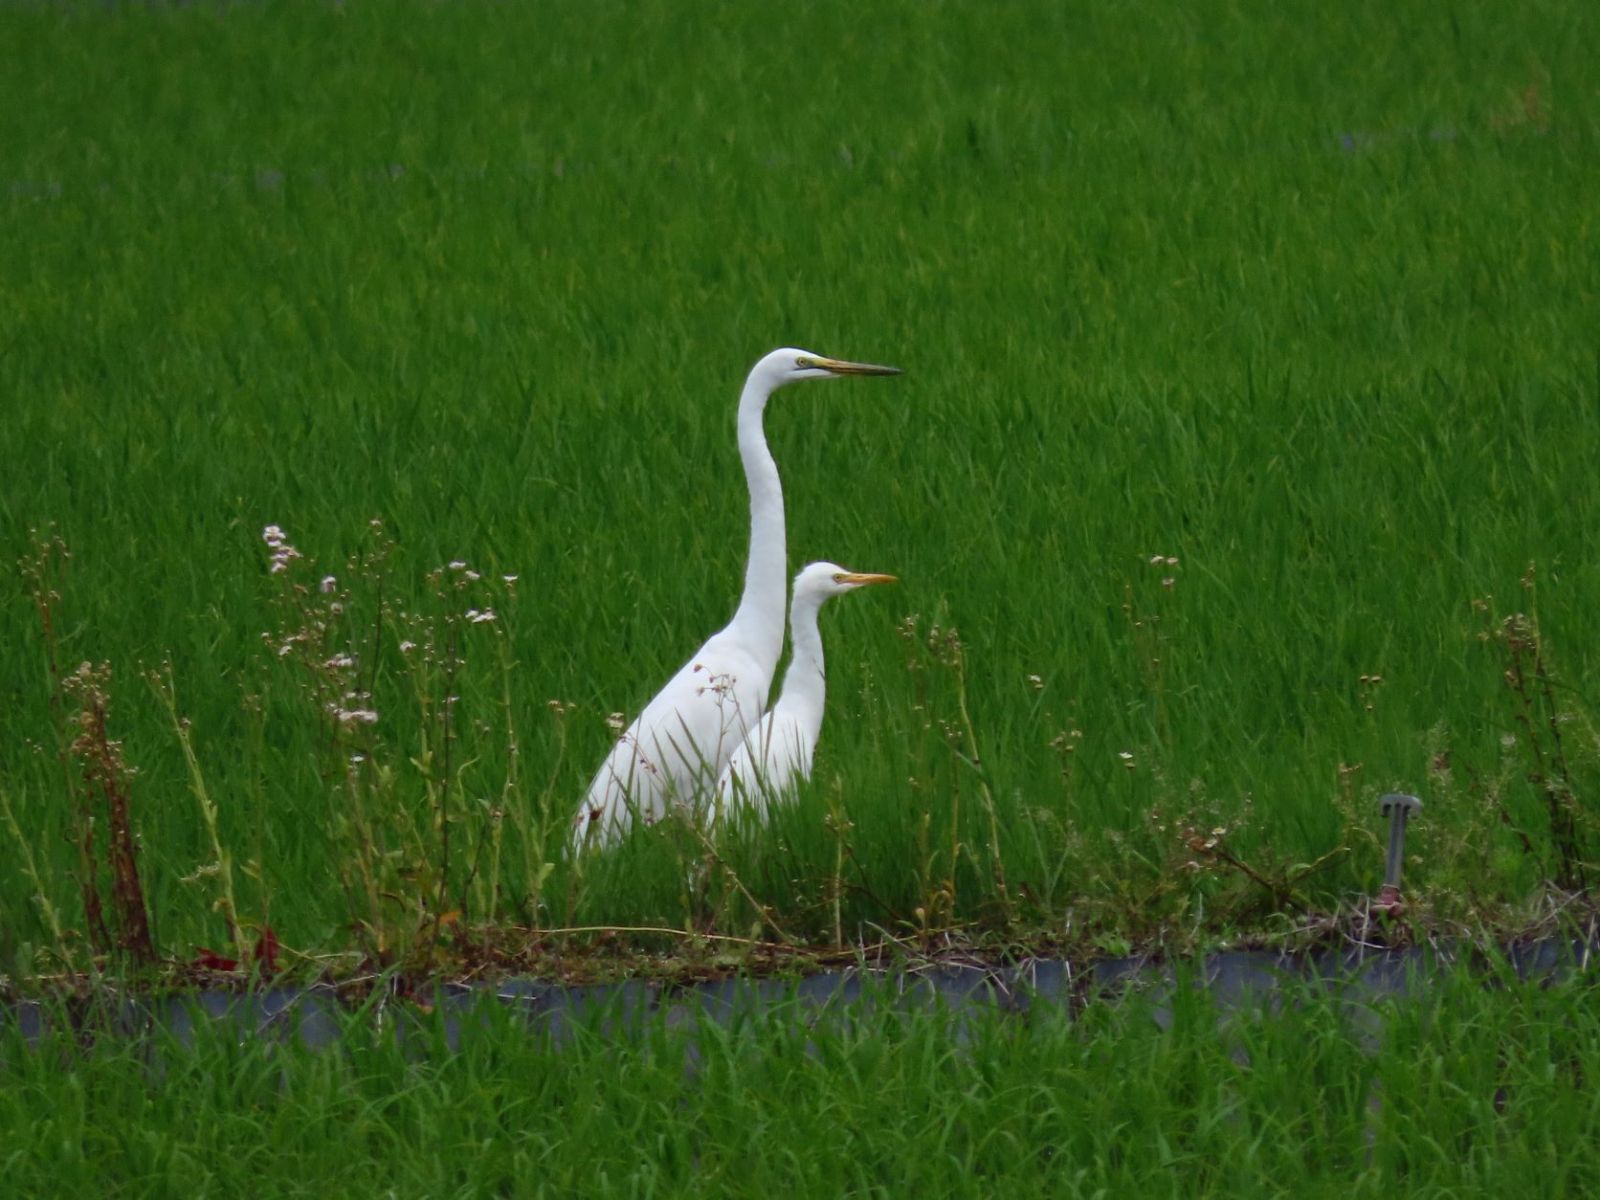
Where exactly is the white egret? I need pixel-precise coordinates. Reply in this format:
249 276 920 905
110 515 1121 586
713 562 897 823
572 349 901 851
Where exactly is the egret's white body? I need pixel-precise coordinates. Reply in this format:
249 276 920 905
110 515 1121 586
573 349 900 851
713 563 896 822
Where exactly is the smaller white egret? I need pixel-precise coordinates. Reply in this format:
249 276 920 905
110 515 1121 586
713 562 897 822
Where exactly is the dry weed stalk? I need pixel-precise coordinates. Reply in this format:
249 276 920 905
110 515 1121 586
21 532 155 965
63 660 156 965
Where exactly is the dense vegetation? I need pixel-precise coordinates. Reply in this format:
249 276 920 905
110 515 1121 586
2 0 1597 975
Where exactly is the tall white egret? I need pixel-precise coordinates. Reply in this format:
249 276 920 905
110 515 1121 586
713 562 897 823
572 349 901 851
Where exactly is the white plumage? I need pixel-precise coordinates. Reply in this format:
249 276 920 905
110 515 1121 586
572 349 900 851
713 562 897 823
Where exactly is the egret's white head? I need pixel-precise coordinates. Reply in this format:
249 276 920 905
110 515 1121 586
753 347 902 389
793 561 899 603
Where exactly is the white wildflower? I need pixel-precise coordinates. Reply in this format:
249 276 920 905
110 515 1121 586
263 524 302 574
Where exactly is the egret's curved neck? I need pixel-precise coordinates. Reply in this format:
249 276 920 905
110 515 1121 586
779 590 827 736
727 372 786 669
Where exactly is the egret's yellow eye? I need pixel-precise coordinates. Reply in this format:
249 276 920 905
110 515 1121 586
795 356 816 369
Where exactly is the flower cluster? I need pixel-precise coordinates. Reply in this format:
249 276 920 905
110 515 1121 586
263 525 302 575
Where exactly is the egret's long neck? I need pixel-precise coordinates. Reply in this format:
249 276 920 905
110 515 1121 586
778 590 827 740
727 374 786 669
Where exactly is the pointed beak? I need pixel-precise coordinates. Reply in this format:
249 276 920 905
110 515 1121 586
808 356 902 377
840 572 898 587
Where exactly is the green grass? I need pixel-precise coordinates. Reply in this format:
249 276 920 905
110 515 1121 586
2 0 1600 972
5 967 1600 1197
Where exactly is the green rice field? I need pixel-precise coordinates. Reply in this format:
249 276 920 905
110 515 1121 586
3 0 1599 971
6 1 1600 1194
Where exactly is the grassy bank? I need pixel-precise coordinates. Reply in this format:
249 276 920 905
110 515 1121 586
4 966 1599 1197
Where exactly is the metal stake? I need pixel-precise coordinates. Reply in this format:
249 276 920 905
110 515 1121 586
1375 793 1422 912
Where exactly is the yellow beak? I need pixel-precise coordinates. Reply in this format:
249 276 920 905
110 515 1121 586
807 356 902 377
840 572 898 587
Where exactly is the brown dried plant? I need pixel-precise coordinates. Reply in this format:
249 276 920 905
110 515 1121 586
21 531 156 966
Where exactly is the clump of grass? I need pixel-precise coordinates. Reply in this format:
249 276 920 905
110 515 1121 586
150 663 246 969
253 519 538 969
1489 586 1593 892
0 784 68 970
890 610 1013 937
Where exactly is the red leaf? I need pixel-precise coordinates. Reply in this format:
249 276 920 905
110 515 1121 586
193 947 239 972
253 925 281 974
